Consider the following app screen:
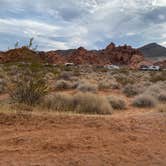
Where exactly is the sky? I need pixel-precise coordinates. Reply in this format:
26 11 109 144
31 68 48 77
0 0 166 51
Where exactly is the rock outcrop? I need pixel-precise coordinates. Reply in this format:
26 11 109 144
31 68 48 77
0 43 145 67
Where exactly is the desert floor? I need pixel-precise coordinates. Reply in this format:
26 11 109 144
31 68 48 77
0 107 165 166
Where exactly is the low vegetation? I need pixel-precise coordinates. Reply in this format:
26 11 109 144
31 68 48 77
42 92 112 114
122 84 140 97
107 96 126 110
77 82 98 93
10 76 48 106
132 94 157 108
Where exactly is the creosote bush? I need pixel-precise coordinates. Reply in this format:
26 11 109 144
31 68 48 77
132 94 157 108
107 96 126 110
10 76 48 106
42 92 112 114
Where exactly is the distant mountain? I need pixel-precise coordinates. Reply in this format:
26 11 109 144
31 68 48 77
139 43 166 60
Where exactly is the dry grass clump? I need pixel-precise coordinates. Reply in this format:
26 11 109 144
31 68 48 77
55 80 77 90
98 81 110 90
157 104 166 113
0 78 6 94
77 82 98 93
114 74 135 86
73 93 112 114
58 71 73 80
150 71 166 82
42 93 74 112
158 92 166 103
110 81 121 89
132 94 157 108
122 84 140 97
42 92 112 114
144 82 166 98
107 96 126 110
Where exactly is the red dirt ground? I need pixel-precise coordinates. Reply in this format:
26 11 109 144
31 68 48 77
0 110 165 166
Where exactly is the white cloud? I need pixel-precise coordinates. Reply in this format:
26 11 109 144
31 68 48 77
0 0 166 50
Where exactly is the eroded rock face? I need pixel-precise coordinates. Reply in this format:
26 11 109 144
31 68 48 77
0 43 145 67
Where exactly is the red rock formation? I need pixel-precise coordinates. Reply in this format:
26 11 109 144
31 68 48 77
0 43 145 67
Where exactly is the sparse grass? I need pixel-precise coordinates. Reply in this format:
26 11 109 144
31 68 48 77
107 96 126 110
132 94 157 108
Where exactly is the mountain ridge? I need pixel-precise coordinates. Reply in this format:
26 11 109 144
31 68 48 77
139 43 166 60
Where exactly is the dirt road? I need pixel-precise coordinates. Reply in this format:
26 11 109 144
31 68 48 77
0 111 165 166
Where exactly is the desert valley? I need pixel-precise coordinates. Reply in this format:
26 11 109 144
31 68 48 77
0 0 166 165
0 41 165 165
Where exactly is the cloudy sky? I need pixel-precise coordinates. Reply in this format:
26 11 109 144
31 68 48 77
0 0 166 51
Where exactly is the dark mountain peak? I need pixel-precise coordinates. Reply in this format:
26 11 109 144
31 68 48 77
139 43 166 60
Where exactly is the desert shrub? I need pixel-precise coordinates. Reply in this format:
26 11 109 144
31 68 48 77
107 96 126 110
98 81 110 90
123 84 140 97
0 78 6 94
58 71 73 80
144 82 166 98
150 71 166 82
42 93 74 112
55 80 77 90
157 104 166 113
10 77 48 106
73 93 112 114
42 92 112 114
132 94 157 108
115 74 135 86
110 81 121 89
158 92 166 103
77 82 98 93
44 72 55 80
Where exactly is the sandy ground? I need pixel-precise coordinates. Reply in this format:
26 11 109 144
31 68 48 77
0 110 165 166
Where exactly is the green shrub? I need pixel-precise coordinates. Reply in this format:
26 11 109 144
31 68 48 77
107 96 126 110
10 77 48 106
132 94 157 108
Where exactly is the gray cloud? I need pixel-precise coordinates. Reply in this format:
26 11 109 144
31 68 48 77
0 0 165 50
